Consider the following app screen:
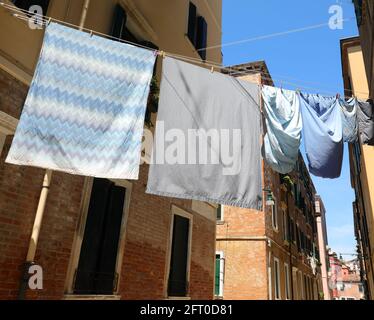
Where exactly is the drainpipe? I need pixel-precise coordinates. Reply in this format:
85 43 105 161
18 170 53 300
18 0 91 300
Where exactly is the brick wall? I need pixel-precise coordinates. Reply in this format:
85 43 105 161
216 240 268 300
0 68 216 300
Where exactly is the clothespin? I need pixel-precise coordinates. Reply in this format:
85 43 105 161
90 30 93 37
48 18 52 25
158 50 166 59
336 93 341 99
210 66 214 73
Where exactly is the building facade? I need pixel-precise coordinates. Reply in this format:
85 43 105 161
0 0 222 300
315 195 331 300
215 63 323 300
340 36 374 300
329 253 365 300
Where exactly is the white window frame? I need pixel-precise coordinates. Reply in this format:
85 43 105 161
215 251 225 298
272 197 278 231
64 178 133 298
273 257 281 300
284 263 291 300
165 205 193 299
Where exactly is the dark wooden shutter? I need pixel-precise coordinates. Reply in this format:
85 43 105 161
95 186 126 294
196 16 207 60
187 2 197 46
168 215 190 297
12 0 50 13
74 179 126 295
74 179 112 294
111 4 127 39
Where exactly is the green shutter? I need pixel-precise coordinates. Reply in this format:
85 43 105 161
215 255 221 296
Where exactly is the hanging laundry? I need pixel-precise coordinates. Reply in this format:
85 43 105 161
358 99 374 146
146 57 263 210
339 97 358 143
261 85 302 174
6 22 156 179
300 94 343 179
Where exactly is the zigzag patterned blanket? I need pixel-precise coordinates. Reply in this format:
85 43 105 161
6 22 156 179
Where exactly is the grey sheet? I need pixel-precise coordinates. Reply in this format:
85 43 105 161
146 57 263 210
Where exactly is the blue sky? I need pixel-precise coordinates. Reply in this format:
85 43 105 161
222 0 359 256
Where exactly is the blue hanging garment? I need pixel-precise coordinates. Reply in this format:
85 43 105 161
300 94 343 179
339 97 358 143
262 85 302 174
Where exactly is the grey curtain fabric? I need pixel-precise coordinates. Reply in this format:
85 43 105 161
146 57 263 210
358 99 374 146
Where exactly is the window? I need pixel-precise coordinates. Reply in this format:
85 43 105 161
296 225 302 251
284 264 291 300
111 4 158 126
168 211 192 297
11 0 50 13
303 275 308 300
215 252 224 297
298 271 304 300
272 198 278 231
273 258 281 300
290 218 295 244
283 211 289 241
216 204 224 222
74 179 127 295
187 2 208 60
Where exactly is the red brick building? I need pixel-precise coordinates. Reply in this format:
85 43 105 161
0 0 223 300
215 63 324 300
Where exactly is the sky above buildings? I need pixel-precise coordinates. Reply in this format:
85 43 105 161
221 0 359 256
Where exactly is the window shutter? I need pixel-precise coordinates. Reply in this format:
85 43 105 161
196 16 208 60
215 255 221 296
74 179 113 294
95 186 126 294
187 2 197 46
168 215 190 297
111 4 127 38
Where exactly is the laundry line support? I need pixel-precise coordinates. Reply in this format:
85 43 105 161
18 0 91 300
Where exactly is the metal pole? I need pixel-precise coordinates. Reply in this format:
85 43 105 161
19 170 52 300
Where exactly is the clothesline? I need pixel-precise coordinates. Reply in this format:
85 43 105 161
4 21 373 213
1 2 368 98
197 17 355 52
